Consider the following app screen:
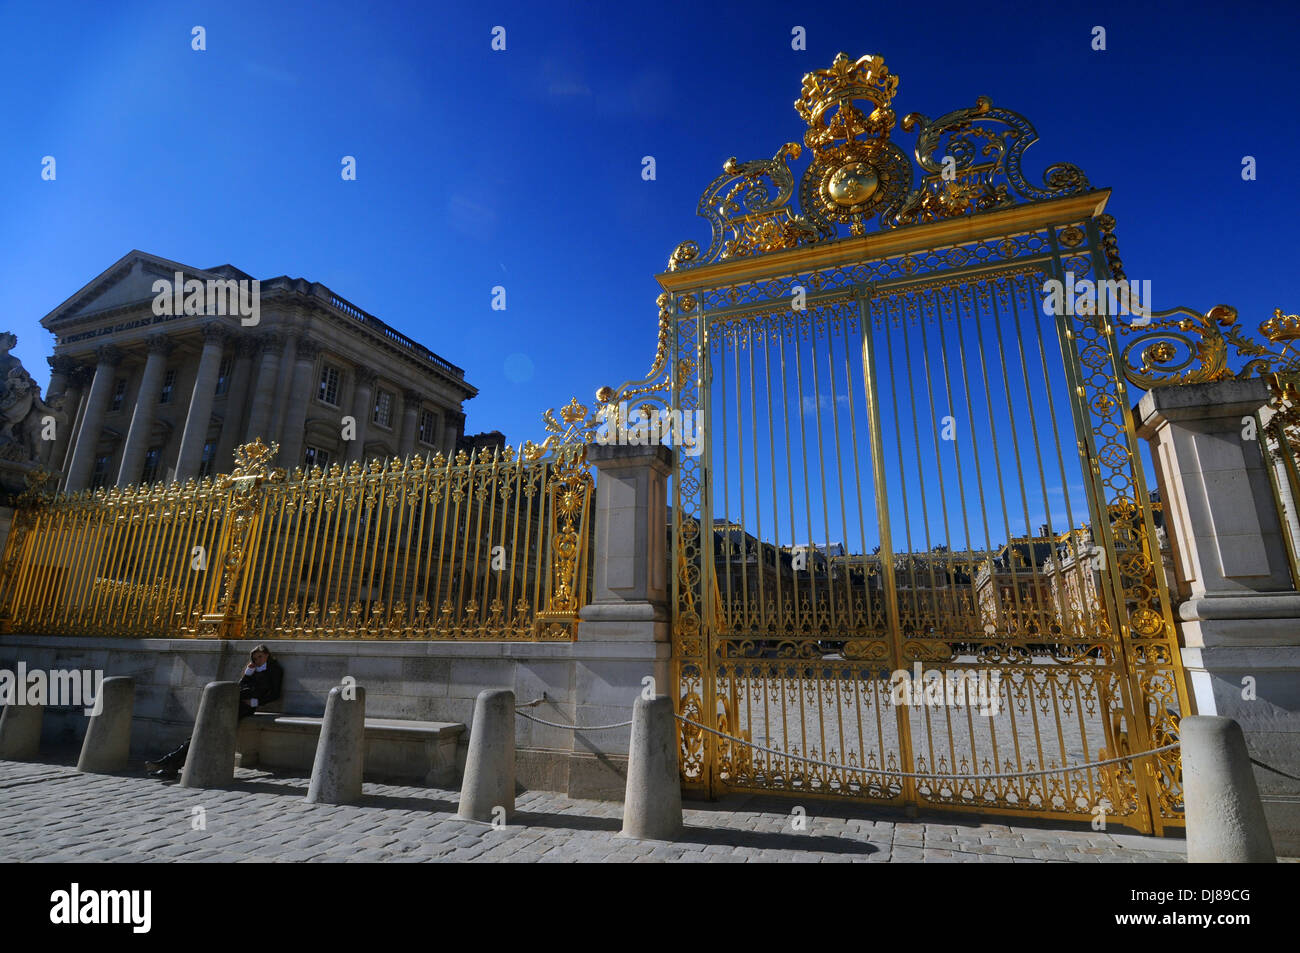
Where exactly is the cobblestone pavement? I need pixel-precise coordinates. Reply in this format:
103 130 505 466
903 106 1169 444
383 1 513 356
0 756 1189 863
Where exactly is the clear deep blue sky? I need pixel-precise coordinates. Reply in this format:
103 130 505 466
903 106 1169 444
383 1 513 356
2 0 1297 450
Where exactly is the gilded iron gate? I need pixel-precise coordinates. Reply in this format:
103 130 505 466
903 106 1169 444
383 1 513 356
658 53 1189 834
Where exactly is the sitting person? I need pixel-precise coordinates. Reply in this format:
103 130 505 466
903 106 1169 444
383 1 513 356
145 645 284 779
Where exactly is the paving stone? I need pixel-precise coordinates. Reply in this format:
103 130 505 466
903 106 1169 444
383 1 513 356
0 757 1197 864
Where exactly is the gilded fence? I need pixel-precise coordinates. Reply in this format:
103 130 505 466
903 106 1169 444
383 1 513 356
0 437 594 640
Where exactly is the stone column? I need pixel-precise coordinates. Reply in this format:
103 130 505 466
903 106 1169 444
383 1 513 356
55 366 92 473
399 389 422 456
443 411 462 457
174 323 229 481
1135 377 1300 855
278 338 321 471
565 442 673 799
63 345 123 492
116 335 174 486
268 332 299 440
213 334 257 474
45 354 75 404
347 368 375 463
43 356 81 468
37 354 73 467
243 332 284 447
431 411 446 454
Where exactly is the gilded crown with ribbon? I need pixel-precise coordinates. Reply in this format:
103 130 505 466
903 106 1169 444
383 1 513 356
795 52 899 155
794 53 913 234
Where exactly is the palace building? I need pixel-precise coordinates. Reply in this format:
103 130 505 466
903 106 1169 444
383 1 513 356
40 251 476 491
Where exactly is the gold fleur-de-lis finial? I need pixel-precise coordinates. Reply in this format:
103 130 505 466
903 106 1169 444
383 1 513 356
231 438 279 477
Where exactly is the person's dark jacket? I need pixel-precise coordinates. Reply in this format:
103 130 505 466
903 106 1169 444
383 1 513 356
239 659 283 709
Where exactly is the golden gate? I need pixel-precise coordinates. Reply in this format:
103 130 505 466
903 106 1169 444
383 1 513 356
646 53 1187 834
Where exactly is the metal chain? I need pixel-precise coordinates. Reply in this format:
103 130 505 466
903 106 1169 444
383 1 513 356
675 715 1180 782
514 709 633 731
509 707 1182 782
1251 757 1300 782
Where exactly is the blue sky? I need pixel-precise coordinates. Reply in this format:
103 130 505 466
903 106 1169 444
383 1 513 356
2 0 1296 456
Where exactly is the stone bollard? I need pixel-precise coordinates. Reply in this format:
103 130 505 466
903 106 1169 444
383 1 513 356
307 684 366 806
76 676 134 773
1182 716 1277 863
0 701 43 759
458 689 515 823
180 681 240 789
621 694 682 840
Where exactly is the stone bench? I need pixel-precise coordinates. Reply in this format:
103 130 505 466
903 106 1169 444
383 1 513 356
236 712 464 787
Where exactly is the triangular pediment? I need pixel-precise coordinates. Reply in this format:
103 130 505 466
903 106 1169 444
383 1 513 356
40 251 244 331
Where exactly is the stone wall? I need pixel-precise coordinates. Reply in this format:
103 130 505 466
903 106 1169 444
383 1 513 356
0 633 664 799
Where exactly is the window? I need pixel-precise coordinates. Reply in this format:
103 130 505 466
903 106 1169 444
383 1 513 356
214 357 232 396
91 454 112 489
418 409 437 445
141 447 163 485
199 441 217 478
159 369 176 405
372 389 393 428
109 378 127 412
304 445 331 470
318 364 340 406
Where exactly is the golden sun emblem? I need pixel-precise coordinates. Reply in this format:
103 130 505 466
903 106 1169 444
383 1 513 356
827 162 879 206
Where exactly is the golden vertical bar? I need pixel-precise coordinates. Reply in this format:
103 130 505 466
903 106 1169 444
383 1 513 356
821 302 856 633
762 311 785 635
880 294 922 632
745 320 768 633
856 286 918 811
731 319 749 630
791 307 821 622
716 320 734 632
897 291 944 635
805 303 838 629
775 310 803 625
843 301 874 629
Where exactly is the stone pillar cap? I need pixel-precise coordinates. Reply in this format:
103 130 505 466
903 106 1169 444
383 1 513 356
1135 377 1272 439
586 442 674 470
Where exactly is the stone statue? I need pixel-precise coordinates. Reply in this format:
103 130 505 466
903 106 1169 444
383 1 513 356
0 333 62 464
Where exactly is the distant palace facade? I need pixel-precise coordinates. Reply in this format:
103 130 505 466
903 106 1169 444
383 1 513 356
40 251 477 491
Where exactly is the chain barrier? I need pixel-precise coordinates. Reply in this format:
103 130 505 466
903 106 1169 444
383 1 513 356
675 715 1181 782
514 708 633 731
509 704 1182 782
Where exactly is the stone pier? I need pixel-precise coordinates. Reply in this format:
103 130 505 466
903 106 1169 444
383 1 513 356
1137 377 1300 854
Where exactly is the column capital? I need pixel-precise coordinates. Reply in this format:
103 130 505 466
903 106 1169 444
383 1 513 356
355 367 378 389
94 344 124 367
295 338 322 362
403 388 425 406
146 333 176 356
234 334 260 358
67 364 95 388
255 331 286 355
200 322 230 345
48 354 77 376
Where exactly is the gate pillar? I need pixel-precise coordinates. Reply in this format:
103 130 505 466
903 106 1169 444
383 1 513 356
1136 377 1300 854
569 442 673 799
